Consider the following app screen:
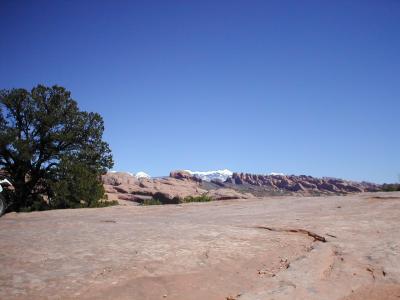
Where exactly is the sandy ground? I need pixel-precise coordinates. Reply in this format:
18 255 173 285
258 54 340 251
0 192 400 300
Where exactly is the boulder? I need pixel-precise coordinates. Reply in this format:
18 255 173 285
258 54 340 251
102 172 138 186
169 170 201 182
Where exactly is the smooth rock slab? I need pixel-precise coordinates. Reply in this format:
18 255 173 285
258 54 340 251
0 192 399 299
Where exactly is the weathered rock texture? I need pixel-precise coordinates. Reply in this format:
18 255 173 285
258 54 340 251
1 192 399 300
169 170 201 182
226 173 380 194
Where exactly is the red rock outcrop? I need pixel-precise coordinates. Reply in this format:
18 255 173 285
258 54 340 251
226 173 380 194
102 172 251 203
169 170 201 182
103 171 381 204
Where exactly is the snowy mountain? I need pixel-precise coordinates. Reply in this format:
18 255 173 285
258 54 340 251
109 171 150 179
135 171 150 179
185 169 233 182
108 169 283 181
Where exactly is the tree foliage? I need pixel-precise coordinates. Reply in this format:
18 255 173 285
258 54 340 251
0 85 113 211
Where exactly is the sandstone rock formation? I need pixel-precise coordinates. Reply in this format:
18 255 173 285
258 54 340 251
102 171 252 204
103 172 204 202
169 170 201 182
226 173 380 194
103 170 381 204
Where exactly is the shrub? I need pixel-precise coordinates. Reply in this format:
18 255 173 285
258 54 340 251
182 194 212 203
89 200 119 208
142 194 213 206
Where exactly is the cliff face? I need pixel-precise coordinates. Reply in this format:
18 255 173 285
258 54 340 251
226 173 381 194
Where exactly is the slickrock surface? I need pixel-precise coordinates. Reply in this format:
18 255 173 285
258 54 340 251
1 192 399 299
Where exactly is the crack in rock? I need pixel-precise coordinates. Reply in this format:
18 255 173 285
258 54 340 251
254 226 327 243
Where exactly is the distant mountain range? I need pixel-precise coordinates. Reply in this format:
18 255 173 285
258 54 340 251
109 169 287 182
184 169 233 182
108 169 380 195
109 169 236 181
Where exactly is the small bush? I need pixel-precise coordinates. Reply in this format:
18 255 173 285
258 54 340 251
182 194 212 203
141 194 213 206
88 200 119 208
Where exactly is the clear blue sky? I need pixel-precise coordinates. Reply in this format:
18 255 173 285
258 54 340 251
1 1 399 183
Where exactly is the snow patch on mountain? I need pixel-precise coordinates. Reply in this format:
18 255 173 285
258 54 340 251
135 171 150 179
109 171 150 179
185 169 233 182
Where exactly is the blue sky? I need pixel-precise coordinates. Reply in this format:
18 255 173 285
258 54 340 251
1 1 399 183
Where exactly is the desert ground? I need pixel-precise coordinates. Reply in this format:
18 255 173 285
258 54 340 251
0 192 400 300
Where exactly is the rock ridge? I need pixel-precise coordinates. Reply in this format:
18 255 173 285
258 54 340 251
226 172 380 194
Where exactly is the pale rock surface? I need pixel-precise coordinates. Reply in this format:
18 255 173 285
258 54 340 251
0 192 399 299
206 188 253 200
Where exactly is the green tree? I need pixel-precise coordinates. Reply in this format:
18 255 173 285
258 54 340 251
48 159 108 208
0 85 113 211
